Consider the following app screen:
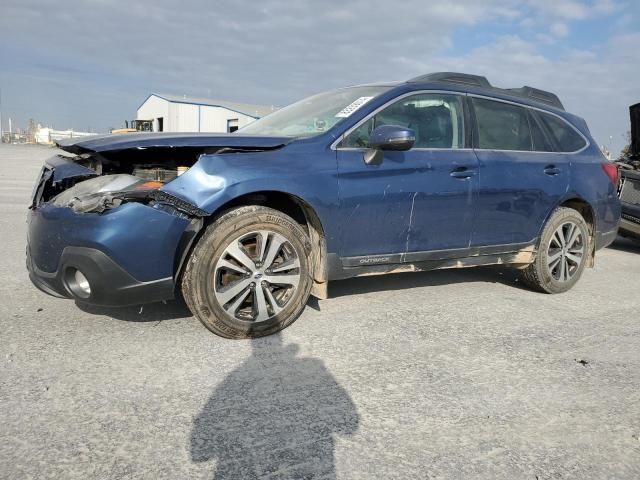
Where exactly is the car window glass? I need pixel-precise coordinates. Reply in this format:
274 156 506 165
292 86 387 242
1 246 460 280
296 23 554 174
342 117 375 148
528 111 554 152
239 86 391 138
341 93 465 149
472 98 532 151
538 112 586 152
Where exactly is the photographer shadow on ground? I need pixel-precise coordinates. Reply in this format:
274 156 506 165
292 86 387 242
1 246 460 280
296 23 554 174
190 333 359 479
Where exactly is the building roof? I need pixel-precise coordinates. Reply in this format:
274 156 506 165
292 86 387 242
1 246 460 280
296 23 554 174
140 93 278 118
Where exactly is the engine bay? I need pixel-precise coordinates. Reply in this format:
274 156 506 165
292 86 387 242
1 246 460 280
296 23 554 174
31 147 213 215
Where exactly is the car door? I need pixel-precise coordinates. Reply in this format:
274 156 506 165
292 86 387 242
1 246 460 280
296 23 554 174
469 96 570 248
335 92 479 261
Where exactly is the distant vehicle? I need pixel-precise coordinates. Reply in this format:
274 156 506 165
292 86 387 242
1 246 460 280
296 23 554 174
110 119 153 134
27 72 620 338
617 103 640 242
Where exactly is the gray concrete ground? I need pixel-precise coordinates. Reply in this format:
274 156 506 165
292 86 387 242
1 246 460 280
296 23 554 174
1 144 639 479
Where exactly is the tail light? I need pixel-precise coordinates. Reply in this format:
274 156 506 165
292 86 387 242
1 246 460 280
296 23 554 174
601 162 618 185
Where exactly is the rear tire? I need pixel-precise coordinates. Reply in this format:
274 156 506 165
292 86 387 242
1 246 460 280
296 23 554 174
521 207 590 294
182 205 313 339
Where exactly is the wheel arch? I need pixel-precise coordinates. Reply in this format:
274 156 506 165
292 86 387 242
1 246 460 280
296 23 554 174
181 190 329 300
540 196 597 267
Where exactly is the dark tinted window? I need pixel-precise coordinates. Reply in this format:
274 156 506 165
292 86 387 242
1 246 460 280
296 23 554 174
528 111 554 152
472 98 532 151
342 93 465 149
537 112 586 152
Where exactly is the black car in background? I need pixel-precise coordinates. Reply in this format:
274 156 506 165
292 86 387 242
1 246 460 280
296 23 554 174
618 103 640 242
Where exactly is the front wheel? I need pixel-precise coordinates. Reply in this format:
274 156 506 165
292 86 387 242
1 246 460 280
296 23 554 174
521 207 590 294
181 206 313 339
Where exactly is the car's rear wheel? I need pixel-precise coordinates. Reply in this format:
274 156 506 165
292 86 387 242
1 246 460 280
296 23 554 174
521 207 590 294
181 205 313 339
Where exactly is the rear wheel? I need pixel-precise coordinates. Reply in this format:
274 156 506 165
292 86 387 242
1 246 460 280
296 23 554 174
182 206 313 338
521 207 589 294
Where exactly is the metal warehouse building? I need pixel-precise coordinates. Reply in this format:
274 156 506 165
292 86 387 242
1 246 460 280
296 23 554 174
136 94 277 133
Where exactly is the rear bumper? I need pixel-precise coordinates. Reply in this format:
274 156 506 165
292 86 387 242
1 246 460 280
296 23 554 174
595 228 619 250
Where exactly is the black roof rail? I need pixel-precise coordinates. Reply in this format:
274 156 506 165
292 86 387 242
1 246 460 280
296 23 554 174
505 86 564 110
407 72 565 110
408 72 492 88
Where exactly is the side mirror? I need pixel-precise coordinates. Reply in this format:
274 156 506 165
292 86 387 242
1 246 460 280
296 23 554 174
369 125 416 151
363 125 415 165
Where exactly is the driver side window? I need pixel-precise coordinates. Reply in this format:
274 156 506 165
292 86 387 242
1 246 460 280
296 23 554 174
341 93 465 149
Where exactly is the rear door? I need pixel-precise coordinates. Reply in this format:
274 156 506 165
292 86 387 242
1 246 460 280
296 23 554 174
470 96 571 247
336 92 478 260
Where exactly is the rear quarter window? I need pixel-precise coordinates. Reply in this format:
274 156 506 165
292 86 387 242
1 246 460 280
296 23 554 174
537 112 587 152
527 110 554 152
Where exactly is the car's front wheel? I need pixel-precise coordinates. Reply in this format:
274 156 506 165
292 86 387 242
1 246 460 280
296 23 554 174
182 205 313 338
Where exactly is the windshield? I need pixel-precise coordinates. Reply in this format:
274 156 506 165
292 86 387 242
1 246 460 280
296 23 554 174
239 86 392 138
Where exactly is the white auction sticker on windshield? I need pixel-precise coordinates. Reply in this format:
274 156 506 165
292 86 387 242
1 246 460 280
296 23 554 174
335 97 374 118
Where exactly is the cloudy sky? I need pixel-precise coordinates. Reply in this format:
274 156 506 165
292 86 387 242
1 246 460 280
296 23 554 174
0 0 638 155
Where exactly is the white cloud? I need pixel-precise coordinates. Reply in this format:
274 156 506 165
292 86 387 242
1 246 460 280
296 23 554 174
421 33 639 155
593 0 618 14
550 22 570 38
527 0 622 22
528 0 590 20
0 0 635 154
0 0 523 101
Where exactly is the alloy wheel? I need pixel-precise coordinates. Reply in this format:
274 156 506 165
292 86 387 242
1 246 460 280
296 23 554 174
213 230 301 323
546 221 585 282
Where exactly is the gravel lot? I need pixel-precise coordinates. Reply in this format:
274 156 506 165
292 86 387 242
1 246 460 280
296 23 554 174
1 143 639 479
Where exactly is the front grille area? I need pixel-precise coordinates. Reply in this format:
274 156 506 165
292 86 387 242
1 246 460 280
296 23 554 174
620 175 640 206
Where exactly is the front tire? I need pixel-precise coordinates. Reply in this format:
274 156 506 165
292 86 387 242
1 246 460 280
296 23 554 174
182 206 313 339
521 207 590 294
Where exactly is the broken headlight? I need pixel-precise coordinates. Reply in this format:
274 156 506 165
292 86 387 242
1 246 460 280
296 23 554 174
52 174 161 213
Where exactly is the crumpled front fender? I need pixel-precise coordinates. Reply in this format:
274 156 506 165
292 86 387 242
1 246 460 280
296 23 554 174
159 149 331 216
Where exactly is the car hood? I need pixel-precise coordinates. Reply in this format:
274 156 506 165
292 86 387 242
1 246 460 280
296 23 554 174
56 132 293 154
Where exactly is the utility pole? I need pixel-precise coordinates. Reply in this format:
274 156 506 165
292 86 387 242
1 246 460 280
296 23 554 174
0 87 3 143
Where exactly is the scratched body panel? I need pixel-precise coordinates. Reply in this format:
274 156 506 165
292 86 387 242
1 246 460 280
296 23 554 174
336 148 478 257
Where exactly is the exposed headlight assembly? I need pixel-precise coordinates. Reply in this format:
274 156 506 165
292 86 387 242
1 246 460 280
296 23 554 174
52 174 160 213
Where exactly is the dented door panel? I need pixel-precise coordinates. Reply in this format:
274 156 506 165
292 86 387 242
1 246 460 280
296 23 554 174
336 148 478 258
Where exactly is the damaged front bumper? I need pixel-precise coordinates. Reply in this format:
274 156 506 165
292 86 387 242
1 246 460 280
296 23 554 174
26 133 287 306
27 244 177 306
27 202 194 306
27 156 202 306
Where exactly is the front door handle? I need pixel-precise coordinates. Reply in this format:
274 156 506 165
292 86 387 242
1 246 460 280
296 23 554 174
450 167 477 179
544 165 561 176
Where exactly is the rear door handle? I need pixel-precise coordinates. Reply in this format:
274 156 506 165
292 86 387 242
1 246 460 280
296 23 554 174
450 167 477 179
544 165 561 176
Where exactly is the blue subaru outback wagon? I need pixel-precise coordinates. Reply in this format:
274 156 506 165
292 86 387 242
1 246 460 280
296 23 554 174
27 72 621 338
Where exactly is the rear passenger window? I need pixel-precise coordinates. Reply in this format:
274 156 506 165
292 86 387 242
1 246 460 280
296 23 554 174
472 98 532 151
537 112 586 152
